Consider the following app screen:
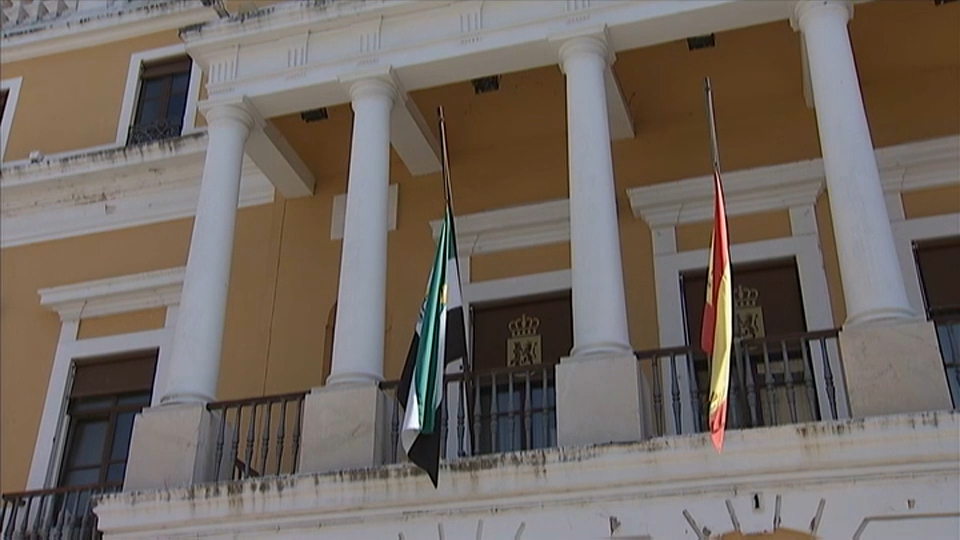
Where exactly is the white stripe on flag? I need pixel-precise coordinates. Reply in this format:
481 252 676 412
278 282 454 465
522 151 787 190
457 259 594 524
401 382 422 453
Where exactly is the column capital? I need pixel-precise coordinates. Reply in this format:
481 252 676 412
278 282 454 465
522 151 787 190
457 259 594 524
557 35 611 72
198 98 259 132
791 0 853 32
347 77 397 104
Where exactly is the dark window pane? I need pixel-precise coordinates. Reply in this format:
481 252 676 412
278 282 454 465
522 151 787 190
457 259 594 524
106 463 126 483
137 99 161 125
70 396 115 413
0 89 7 125
141 78 166 100
110 411 137 460
165 94 187 124
65 420 108 467
61 468 99 487
117 393 151 407
171 73 190 93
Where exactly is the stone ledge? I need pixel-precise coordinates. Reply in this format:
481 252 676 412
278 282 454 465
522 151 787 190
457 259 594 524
95 411 959 536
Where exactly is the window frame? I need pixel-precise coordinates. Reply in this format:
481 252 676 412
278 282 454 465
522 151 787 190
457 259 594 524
115 44 201 147
0 76 23 162
29 269 184 490
58 389 153 489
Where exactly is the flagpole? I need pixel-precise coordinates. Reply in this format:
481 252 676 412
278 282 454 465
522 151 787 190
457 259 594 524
703 77 721 174
436 107 470 378
437 106 456 213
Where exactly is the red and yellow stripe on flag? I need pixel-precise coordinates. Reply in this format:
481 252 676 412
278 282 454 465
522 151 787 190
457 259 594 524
700 170 732 452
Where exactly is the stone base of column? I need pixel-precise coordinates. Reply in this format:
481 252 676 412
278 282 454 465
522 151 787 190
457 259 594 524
124 404 227 491
297 383 391 473
839 320 952 418
555 353 653 447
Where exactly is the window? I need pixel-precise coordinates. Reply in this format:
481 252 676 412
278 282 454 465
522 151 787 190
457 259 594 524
58 351 157 489
914 236 960 407
470 293 569 453
0 76 21 161
126 57 192 146
0 89 8 125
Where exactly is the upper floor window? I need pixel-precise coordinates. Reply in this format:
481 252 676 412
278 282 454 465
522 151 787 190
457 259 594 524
58 351 157 489
126 57 192 146
0 89 9 125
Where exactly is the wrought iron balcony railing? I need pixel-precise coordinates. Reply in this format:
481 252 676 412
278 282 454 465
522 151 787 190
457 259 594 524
126 119 184 147
1 483 119 539
636 329 845 437
381 363 557 463
380 330 846 464
206 391 307 481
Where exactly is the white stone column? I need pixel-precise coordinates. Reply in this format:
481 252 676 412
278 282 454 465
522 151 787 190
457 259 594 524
560 36 632 356
795 0 914 326
554 35 649 448
327 78 396 386
160 104 253 404
794 0 952 419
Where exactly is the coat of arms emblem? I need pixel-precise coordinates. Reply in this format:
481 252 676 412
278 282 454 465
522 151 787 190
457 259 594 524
506 314 541 367
734 284 765 339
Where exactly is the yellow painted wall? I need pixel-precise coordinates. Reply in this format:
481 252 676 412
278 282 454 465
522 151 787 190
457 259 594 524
676 210 794 253
0 205 276 493
471 244 571 283
1 30 183 161
76 308 167 340
903 185 960 220
1 0 958 492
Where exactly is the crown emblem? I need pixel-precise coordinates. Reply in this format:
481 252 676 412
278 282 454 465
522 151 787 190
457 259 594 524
508 314 540 337
734 285 760 309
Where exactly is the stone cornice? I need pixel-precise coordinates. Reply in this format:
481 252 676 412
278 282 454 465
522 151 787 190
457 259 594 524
629 135 960 228
1 1 212 64
430 199 570 256
179 0 797 119
0 133 274 248
94 411 959 536
39 267 185 321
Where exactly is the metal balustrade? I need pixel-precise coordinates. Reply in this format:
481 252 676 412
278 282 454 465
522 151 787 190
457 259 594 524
206 392 306 481
636 329 845 436
931 307 960 409
382 364 557 464
126 119 184 146
1 483 119 539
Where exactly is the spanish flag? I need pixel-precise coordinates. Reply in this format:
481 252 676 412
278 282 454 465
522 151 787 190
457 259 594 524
700 169 732 452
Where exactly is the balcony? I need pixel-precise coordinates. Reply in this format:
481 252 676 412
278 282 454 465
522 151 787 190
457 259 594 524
7 324 957 538
1 483 118 539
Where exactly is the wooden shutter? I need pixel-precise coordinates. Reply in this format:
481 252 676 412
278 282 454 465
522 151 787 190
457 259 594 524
70 351 158 399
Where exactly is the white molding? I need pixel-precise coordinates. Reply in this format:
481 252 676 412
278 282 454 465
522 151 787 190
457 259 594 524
878 135 960 194
29 266 185 488
94 411 959 538
430 199 570 256
0 133 275 248
629 136 960 227
463 269 572 306
331 184 398 240
1 1 212 64
115 44 203 147
631 159 826 228
28 322 176 489
180 0 797 121
892 213 960 316
38 267 185 321
0 76 23 162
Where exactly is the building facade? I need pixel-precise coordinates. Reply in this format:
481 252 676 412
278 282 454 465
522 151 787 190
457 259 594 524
1 0 959 538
